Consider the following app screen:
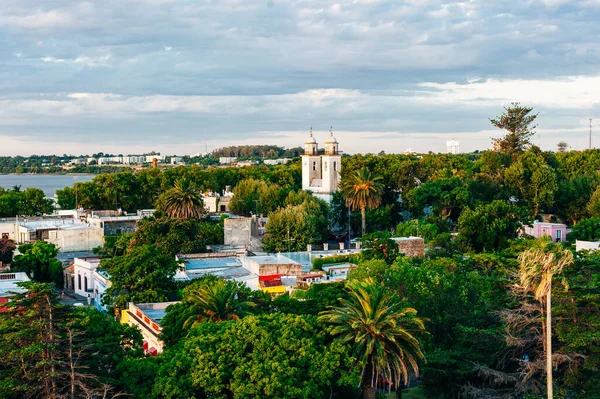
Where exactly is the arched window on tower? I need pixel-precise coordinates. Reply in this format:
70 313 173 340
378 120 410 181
313 162 316 171
333 161 337 171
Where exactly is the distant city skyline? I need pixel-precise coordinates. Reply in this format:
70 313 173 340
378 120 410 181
1 0 599 155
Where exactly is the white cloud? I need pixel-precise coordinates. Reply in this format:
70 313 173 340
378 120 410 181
418 76 600 109
0 9 72 29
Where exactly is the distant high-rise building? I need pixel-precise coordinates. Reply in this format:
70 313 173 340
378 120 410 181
446 139 460 154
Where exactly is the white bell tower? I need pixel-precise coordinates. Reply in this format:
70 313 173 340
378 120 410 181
302 128 322 191
321 128 341 195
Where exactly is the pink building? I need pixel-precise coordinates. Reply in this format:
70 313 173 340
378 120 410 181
523 221 569 243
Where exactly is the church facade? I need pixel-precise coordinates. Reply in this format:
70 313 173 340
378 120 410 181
301 129 342 202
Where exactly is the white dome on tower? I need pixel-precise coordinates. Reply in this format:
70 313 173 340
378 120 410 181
325 129 337 144
306 132 317 144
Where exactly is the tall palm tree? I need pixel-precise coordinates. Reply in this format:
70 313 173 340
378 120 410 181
183 279 255 328
161 178 204 219
518 238 573 399
339 168 384 236
318 278 426 399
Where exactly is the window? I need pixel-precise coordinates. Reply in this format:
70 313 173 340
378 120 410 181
556 229 562 242
84 276 88 292
78 275 81 290
312 161 316 171
220 205 226 212
333 161 337 171
1 233 8 239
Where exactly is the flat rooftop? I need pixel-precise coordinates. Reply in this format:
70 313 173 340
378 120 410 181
133 302 179 324
279 250 361 272
0 272 30 297
248 254 299 265
185 257 242 271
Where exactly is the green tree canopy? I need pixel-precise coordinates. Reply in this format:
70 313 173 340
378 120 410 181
100 244 179 310
491 102 538 158
457 200 526 252
11 241 63 286
152 313 360 399
228 178 283 216
158 178 204 219
319 278 426 399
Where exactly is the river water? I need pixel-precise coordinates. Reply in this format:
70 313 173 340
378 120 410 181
0 174 95 197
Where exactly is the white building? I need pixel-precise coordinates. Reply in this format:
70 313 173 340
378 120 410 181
123 155 146 164
170 156 184 165
16 218 104 252
93 269 111 311
220 157 237 165
301 129 342 202
446 139 460 154
145 155 164 163
73 257 101 298
576 240 600 252
264 158 290 166
0 272 30 306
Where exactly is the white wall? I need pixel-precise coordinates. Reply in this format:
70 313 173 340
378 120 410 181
73 258 100 297
47 227 104 252
576 240 600 252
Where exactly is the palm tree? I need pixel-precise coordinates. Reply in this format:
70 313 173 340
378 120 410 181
339 168 384 236
318 278 426 399
161 178 204 219
518 238 574 399
183 279 255 328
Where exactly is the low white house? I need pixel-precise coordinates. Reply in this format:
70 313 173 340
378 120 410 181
576 240 600 252
73 257 101 298
93 269 111 311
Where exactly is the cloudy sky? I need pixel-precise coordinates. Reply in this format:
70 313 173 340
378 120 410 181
1 0 599 156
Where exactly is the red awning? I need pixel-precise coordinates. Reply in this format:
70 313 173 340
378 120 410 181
148 347 158 357
142 341 148 350
259 274 283 281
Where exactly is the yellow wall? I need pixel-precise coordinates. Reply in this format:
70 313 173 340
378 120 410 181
120 309 130 324
261 285 286 295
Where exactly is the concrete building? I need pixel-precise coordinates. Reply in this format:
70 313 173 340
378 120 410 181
219 157 237 165
170 156 184 165
72 257 101 298
523 221 569 243
264 158 290 166
301 128 341 202
88 214 141 235
0 218 19 241
203 187 233 213
123 155 146 164
239 254 302 276
322 263 355 281
446 139 460 154
0 272 30 310
123 302 178 355
16 218 104 252
392 237 425 258
224 216 265 252
145 155 165 163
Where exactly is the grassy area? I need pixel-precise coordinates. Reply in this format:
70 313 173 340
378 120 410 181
385 387 426 399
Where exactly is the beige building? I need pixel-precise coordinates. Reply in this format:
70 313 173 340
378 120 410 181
392 237 425 258
301 128 342 202
124 302 179 355
16 218 104 252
